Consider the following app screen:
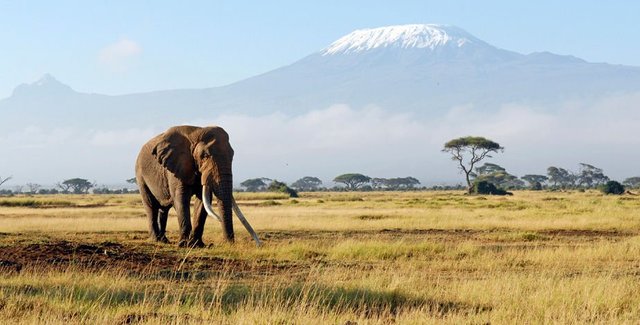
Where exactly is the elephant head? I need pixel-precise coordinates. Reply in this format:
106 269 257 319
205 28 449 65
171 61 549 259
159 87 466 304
150 126 260 245
192 127 235 241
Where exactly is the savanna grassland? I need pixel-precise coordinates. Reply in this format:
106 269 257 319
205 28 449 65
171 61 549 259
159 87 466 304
0 191 639 324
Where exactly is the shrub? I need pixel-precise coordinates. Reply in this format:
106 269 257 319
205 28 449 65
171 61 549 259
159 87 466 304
267 180 299 198
471 180 512 196
600 181 625 195
531 181 543 191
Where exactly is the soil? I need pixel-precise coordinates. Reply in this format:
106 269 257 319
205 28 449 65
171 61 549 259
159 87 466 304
0 228 633 277
0 234 303 278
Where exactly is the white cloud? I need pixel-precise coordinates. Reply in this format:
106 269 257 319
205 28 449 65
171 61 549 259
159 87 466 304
189 92 640 184
89 128 156 147
98 39 142 71
2 92 640 185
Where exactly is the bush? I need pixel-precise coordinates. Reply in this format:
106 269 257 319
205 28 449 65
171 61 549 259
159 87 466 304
531 181 543 191
267 180 298 198
471 181 512 196
600 181 625 195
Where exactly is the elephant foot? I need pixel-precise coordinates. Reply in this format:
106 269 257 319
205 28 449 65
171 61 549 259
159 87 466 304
157 235 170 244
188 238 206 248
178 238 205 248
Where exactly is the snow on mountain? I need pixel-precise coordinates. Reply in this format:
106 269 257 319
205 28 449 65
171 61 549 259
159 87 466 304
3 24 640 184
322 24 482 55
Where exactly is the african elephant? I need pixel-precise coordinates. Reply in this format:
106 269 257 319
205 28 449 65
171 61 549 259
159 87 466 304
135 125 261 247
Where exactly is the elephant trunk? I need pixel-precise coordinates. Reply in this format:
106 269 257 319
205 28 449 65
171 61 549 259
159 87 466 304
202 164 261 246
202 169 234 242
216 176 235 242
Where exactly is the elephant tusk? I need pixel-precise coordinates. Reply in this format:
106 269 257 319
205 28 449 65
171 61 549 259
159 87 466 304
232 197 262 247
202 186 222 222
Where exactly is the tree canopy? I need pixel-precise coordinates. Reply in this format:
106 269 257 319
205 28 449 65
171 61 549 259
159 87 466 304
547 167 575 188
576 163 609 188
442 136 503 191
473 163 523 189
58 178 94 194
267 180 298 197
521 174 549 190
291 176 323 191
372 177 420 190
240 178 271 192
623 177 640 189
333 173 371 190
546 164 609 189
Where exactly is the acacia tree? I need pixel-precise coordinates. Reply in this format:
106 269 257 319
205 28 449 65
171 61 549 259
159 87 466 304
267 180 298 197
383 177 421 190
442 136 503 192
58 178 94 194
521 174 549 190
25 183 41 194
291 176 323 191
547 167 575 188
623 177 640 189
333 173 371 190
240 178 270 192
473 164 524 189
576 163 609 188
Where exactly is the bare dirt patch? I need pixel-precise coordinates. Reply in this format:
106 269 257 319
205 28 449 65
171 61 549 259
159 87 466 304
0 236 307 280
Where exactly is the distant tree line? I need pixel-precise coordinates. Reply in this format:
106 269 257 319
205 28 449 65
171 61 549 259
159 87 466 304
0 178 139 196
441 135 635 194
237 174 424 194
464 161 637 191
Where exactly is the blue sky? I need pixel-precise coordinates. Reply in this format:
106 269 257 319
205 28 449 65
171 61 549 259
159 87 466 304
1 1 639 98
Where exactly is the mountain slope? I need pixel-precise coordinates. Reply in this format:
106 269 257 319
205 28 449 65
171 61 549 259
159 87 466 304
211 24 640 115
2 24 640 184
2 24 640 127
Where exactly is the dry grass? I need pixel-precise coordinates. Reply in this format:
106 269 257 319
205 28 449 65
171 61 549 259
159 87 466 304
0 191 639 323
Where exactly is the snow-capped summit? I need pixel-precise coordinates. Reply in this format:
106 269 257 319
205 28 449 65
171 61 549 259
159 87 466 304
321 24 482 55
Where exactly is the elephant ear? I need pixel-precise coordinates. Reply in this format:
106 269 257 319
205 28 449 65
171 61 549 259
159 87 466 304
151 131 196 182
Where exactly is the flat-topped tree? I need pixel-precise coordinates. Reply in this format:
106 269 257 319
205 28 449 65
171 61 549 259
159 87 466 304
291 176 323 191
442 136 503 192
240 178 271 192
623 177 640 189
521 174 549 190
333 173 371 191
58 178 94 194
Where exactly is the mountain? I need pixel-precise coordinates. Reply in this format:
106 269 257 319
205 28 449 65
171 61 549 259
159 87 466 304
2 24 640 184
215 24 640 115
3 24 640 127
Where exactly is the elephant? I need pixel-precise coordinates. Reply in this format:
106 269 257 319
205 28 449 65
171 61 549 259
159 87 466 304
135 125 261 247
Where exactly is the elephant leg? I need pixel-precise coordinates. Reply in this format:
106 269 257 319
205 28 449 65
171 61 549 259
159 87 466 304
157 208 170 243
140 182 162 241
173 189 193 247
189 198 207 248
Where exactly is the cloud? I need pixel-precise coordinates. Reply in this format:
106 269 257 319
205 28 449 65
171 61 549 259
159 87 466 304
89 128 156 147
0 126 75 149
189 92 640 183
2 92 640 185
98 39 142 71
